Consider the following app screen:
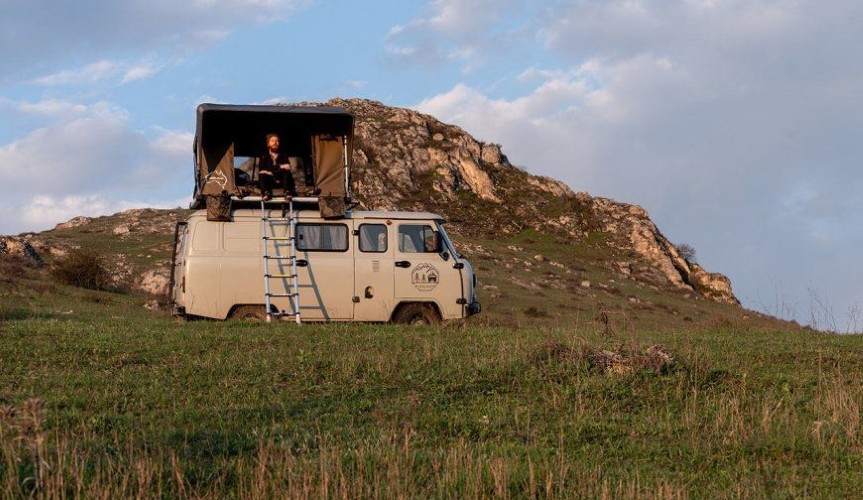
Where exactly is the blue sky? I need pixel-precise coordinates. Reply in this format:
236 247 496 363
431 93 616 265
2 0 862 330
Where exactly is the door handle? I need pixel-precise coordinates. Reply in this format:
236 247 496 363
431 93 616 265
395 260 411 268
296 259 308 267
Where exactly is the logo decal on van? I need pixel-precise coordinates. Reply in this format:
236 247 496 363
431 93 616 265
412 263 440 291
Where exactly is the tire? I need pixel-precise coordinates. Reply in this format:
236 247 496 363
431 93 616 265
231 305 267 322
394 303 441 326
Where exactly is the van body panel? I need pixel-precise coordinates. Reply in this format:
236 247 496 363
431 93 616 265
173 208 479 322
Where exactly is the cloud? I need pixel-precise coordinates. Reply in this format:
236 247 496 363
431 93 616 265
385 0 535 70
32 56 180 87
0 0 308 81
8 194 186 235
0 101 192 234
414 0 863 326
17 100 90 116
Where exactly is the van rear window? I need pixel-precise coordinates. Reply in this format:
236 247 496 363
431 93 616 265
296 224 348 252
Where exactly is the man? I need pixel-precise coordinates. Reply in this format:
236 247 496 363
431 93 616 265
258 133 296 201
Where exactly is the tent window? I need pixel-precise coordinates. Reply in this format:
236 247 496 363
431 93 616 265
297 224 348 252
359 224 388 253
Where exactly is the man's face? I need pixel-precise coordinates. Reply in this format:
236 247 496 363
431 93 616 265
267 135 280 151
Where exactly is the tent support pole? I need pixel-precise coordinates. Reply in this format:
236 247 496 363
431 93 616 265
342 135 350 199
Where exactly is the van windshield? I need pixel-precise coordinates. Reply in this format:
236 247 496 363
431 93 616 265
436 222 460 258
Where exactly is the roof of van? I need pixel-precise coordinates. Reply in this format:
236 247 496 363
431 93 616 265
191 209 444 221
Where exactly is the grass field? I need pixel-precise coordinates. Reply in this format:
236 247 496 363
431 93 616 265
2 280 862 498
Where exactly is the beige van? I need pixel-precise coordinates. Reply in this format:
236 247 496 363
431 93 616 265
170 207 480 324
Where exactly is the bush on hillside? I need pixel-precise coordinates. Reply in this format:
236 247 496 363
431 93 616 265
676 243 697 264
51 248 111 290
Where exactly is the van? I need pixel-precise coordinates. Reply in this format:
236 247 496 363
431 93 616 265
171 102 480 323
170 207 481 323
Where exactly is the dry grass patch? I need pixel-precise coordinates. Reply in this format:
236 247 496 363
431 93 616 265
532 340 676 375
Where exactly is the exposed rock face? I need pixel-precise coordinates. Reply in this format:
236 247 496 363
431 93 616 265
139 269 170 297
55 216 92 230
0 236 43 265
330 98 509 206
588 196 738 304
686 263 739 305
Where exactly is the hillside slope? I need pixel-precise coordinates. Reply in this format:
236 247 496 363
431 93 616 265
1 99 800 332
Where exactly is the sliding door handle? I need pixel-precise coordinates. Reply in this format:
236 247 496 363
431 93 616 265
395 260 411 268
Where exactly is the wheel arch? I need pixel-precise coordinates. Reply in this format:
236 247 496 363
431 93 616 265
390 301 442 323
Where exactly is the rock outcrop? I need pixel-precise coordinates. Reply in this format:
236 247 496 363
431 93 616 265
0 236 43 266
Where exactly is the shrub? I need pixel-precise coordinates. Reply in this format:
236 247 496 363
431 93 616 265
676 243 697 264
523 306 548 318
51 248 111 290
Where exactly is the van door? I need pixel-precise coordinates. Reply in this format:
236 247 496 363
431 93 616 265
295 222 354 320
393 223 455 310
353 221 395 321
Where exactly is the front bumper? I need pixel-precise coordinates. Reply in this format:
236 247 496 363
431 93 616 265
467 301 482 316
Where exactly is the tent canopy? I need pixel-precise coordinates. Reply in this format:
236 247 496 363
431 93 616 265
193 103 354 202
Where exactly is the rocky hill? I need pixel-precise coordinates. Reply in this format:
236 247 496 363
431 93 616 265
1 98 782 331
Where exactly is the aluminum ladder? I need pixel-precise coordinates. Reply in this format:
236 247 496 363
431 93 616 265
260 198 301 324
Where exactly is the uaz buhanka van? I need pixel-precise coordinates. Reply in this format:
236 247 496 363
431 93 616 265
169 103 480 324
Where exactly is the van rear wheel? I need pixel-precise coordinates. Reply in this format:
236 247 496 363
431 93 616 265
231 305 267 322
394 303 441 326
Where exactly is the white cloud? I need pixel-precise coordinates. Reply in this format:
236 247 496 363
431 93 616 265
35 61 121 86
121 63 159 83
8 195 186 235
17 100 90 116
34 58 170 86
413 0 863 325
0 101 191 234
385 0 533 69
0 0 308 80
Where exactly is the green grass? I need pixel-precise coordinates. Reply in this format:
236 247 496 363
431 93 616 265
1 282 862 497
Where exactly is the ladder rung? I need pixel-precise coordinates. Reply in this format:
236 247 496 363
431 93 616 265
263 218 293 221
272 311 300 317
264 255 295 260
263 236 295 241
266 274 297 279
266 292 299 298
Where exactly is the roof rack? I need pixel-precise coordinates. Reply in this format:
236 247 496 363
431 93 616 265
234 196 320 204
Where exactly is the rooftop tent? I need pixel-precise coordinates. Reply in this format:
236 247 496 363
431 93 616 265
192 103 354 206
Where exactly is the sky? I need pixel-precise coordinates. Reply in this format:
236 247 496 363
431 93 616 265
1 0 861 330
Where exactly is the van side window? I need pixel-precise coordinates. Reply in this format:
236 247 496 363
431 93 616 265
359 224 387 253
398 224 437 253
297 224 348 252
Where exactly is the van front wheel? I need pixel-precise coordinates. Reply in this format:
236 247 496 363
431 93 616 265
394 303 441 326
